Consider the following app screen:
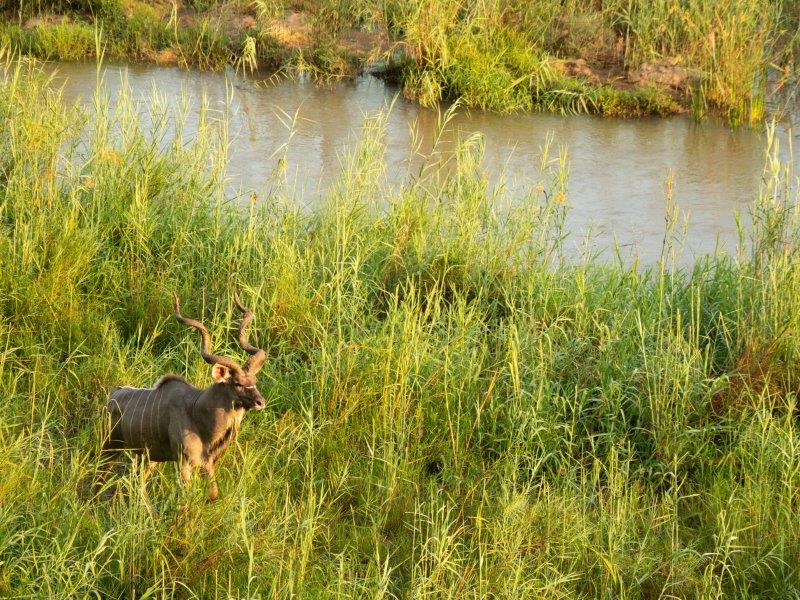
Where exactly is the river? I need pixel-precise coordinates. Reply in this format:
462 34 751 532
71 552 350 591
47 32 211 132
48 61 799 264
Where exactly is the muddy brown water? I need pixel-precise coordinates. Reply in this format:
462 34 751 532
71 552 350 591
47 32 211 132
49 61 799 264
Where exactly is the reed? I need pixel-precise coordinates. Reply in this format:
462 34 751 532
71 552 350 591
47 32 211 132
0 57 798 597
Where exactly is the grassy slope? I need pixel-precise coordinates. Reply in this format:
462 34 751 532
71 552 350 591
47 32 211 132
1 0 798 122
1 58 799 597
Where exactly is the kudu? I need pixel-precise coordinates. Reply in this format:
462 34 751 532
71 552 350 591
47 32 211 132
101 294 266 501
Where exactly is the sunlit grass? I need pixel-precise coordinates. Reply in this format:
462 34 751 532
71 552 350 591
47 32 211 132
0 56 798 597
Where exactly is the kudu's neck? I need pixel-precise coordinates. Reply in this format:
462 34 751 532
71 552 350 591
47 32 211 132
191 383 244 434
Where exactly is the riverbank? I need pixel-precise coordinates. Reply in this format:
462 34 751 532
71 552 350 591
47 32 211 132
2 57 799 597
1 0 797 123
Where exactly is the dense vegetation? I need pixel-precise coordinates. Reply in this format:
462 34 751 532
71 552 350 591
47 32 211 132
1 57 799 597
1 0 798 122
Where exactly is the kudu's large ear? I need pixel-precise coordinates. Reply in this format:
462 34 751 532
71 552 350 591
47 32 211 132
211 364 232 383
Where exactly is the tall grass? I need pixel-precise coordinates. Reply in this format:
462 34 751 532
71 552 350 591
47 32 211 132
1 57 799 597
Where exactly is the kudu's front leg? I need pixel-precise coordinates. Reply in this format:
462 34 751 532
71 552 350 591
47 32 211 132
179 459 194 488
202 462 219 502
177 435 203 495
177 457 218 502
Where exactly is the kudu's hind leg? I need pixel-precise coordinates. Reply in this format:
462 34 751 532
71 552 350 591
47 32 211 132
134 457 158 517
95 439 123 500
95 407 125 500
